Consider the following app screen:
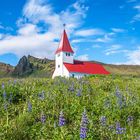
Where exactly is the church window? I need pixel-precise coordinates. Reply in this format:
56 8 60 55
72 74 74 78
58 65 60 68
58 53 60 57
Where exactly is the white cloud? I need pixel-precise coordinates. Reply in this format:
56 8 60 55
131 4 140 22
105 45 123 55
76 54 89 61
0 0 89 60
126 47 140 64
18 24 40 35
111 28 125 33
92 44 101 48
75 29 104 36
93 34 112 43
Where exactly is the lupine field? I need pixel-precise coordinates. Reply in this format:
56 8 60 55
0 75 140 140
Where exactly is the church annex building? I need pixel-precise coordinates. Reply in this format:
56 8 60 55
52 29 110 79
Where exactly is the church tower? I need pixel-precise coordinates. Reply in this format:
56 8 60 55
52 29 74 78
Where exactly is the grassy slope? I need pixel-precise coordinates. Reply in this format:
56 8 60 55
0 56 140 77
0 63 14 78
104 64 140 76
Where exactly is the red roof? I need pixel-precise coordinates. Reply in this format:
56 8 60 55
55 30 74 54
64 60 110 75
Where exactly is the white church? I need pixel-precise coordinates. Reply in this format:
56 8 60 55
52 29 110 79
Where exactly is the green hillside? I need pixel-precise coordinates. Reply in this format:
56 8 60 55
0 55 140 78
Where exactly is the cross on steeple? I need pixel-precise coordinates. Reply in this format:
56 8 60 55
63 23 66 29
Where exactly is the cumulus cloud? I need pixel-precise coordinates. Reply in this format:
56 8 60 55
105 45 124 55
131 4 140 22
111 28 126 33
75 29 104 36
126 47 140 64
76 54 89 61
0 0 89 59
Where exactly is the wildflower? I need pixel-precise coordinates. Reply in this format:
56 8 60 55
3 91 6 100
27 101 32 112
2 83 5 89
38 91 45 100
127 116 133 125
59 111 66 126
76 89 82 97
116 122 126 134
8 93 13 104
115 87 124 108
68 83 74 92
4 102 7 110
100 116 107 126
80 109 88 139
41 112 46 123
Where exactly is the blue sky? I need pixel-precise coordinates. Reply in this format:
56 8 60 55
0 0 140 66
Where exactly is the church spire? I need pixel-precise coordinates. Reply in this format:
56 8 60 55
55 28 74 54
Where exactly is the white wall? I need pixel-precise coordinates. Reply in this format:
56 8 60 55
52 52 73 78
69 72 89 79
63 52 74 64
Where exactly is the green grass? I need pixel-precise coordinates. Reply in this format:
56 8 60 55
0 75 140 140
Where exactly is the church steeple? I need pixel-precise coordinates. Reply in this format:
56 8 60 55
55 29 74 54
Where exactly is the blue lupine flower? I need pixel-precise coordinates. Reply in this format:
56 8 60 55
127 116 133 125
38 91 45 100
100 116 107 126
41 112 46 123
27 101 32 112
68 83 74 92
2 83 5 89
8 93 13 104
4 103 7 110
116 122 126 134
3 91 6 100
76 89 82 97
59 111 65 126
80 109 88 139
115 87 124 108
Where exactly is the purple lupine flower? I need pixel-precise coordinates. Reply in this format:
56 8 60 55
4 102 7 110
8 93 13 104
41 112 46 123
115 87 124 108
68 83 75 92
2 83 5 89
80 109 88 139
127 116 133 125
59 111 66 126
27 101 32 112
116 122 126 134
38 91 45 100
3 91 6 100
76 89 82 97
100 116 107 126
115 87 122 98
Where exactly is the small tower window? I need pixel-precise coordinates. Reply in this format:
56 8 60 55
58 65 60 68
58 53 60 57
72 74 74 78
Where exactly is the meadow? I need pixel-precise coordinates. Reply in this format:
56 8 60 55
0 75 140 140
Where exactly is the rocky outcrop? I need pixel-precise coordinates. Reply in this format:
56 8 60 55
13 56 33 76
